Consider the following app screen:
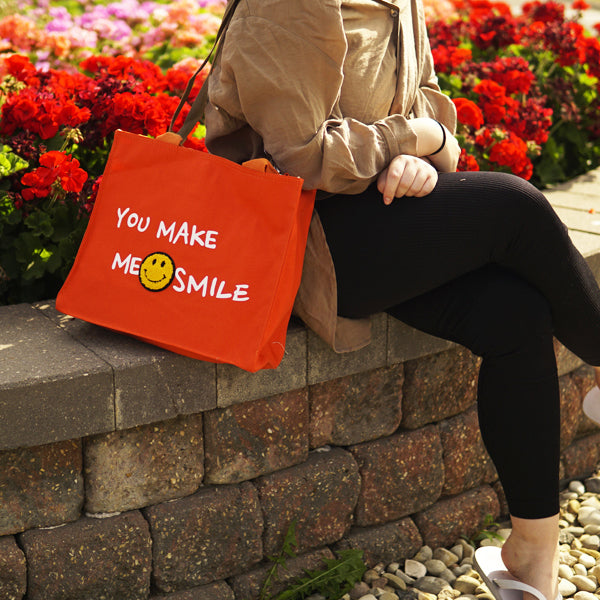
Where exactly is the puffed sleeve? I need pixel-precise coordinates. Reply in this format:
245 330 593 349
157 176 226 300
206 0 422 194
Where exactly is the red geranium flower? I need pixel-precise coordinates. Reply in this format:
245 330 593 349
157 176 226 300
21 151 88 201
454 97 485 129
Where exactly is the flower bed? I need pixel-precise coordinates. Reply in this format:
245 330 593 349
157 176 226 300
0 0 599 305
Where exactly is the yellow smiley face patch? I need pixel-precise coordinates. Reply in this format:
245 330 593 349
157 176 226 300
139 252 175 291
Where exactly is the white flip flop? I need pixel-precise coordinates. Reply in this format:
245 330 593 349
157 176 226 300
582 385 600 426
473 546 561 600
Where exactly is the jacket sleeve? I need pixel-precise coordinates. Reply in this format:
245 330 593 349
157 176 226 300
206 2 420 194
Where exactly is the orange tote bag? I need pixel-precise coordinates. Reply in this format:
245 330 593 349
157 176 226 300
56 130 315 371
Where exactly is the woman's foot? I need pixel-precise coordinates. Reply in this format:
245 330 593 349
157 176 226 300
500 514 559 600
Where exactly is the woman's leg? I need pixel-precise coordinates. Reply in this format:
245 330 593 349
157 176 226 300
315 171 600 600
317 170 600 365
388 265 560 600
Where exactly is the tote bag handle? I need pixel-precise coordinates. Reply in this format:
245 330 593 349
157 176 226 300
168 0 241 140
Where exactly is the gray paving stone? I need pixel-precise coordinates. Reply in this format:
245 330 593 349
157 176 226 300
554 206 600 236
307 312 387 385
35 302 217 430
387 316 454 365
216 322 307 407
0 303 113 450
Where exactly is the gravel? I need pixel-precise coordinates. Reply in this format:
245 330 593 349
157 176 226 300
327 474 600 600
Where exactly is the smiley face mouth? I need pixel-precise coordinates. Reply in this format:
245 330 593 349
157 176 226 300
143 270 167 284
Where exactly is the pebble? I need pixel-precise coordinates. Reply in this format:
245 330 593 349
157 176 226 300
581 534 600 550
415 576 452 595
396 570 416 584
450 545 464 561
454 576 480 595
571 575 597 592
351 582 372 599
342 469 600 600
439 568 457 584
580 497 600 509
577 553 596 569
405 559 428 579
559 564 575 579
365 569 383 585
578 507 600 527
382 573 407 591
433 548 460 566
425 560 448 576
414 547 434 562
559 578 578 596
585 477 600 494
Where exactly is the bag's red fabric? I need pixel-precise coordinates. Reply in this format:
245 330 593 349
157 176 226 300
56 130 315 371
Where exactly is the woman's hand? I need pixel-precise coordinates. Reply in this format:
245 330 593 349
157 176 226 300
377 155 438 205
155 132 183 145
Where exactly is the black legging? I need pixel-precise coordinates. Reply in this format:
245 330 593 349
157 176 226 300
316 170 600 519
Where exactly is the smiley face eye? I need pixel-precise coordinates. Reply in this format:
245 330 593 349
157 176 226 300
161 260 166 267
152 258 157 265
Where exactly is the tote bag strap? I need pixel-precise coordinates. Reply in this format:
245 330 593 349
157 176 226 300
168 0 242 140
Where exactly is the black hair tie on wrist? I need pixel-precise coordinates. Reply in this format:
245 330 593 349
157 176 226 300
429 121 446 156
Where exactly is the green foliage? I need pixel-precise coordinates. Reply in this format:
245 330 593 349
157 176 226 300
0 146 28 179
462 514 505 547
273 551 367 600
257 520 367 600
0 194 89 304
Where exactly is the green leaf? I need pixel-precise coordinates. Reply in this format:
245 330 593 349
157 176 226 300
25 210 54 238
0 145 28 178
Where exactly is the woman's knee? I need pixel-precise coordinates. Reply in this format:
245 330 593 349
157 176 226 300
465 270 554 358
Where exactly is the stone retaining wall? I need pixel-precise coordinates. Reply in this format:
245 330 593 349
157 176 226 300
1 304 600 599
2 168 600 600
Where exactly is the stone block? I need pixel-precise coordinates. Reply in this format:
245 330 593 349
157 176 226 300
84 414 203 514
559 373 584 451
216 323 307 407
307 313 388 385
387 316 454 365
255 448 360 555
309 365 403 448
35 302 217 430
0 536 26 600
439 406 497 497
335 518 422 567
554 339 584 377
229 548 335 600
570 365 600 435
144 482 263 592
204 388 308 484
401 347 480 429
413 486 501 548
0 303 113 451
151 581 235 600
20 511 152 600
561 432 600 481
0 440 82 536
349 426 444 527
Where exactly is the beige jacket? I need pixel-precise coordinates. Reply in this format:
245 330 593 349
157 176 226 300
204 0 457 352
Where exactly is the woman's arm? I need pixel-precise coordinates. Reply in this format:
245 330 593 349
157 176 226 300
207 3 437 194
